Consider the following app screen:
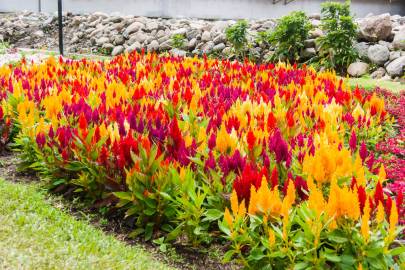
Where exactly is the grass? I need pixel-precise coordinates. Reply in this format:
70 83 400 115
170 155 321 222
0 178 176 270
344 76 404 94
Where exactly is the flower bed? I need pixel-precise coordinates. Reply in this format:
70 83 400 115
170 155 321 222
0 52 403 268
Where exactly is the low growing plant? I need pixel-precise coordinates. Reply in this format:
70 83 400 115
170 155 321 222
316 1 358 73
267 11 312 63
225 20 249 60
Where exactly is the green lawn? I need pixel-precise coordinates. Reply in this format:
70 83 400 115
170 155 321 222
344 77 404 94
0 178 176 270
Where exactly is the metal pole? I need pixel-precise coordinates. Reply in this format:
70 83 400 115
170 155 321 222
38 0 42 12
58 0 64 56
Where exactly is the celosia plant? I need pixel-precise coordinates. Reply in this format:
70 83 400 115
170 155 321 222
0 51 403 267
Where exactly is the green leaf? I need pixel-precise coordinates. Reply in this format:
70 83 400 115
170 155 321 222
203 209 223 221
323 253 341 262
128 228 144 238
222 250 236 263
389 246 405 256
144 222 154 241
113 191 132 201
294 263 309 270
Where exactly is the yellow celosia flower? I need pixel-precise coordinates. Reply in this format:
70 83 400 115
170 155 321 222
388 203 398 238
230 189 239 216
376 202 385 223
224 208 233 226
268 228 276 247
378 165 386 183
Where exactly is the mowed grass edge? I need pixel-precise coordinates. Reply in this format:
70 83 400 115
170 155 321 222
0 178 176 270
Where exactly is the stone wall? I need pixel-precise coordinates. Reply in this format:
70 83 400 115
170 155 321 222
1 0 404 19
0 11 404 78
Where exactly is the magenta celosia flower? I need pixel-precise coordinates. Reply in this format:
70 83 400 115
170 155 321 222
349 130 357 152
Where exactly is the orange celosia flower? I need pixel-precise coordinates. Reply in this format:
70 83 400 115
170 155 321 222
388 203 398 238
376 201 385 223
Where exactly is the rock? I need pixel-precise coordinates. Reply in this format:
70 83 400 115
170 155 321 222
113 35 125 45
170 48 187 57
33 30 44 38
311 19 321 28
390 51 401 61
347 62 369 77
159 40 172 51
213 43 226 52
145 21 159 32
172 28 187 36
386 56 405 77
96 36 110 46
368 44 390 65
370 67 386 79
123 22 144 38
201 41 214 54
147 40 159 51
309 13 321 20
392 28 405 50
309 28 323 38
102 43 114 51
300 48 316 59
132 31 149 44
111 45 124 56
126 41 141 53
358 13 392 41
213 34 226 45
354 42 370 59
187 38 197 50
211 21 231 33
201 31 211 42
304 39 316 48
378 40 393 51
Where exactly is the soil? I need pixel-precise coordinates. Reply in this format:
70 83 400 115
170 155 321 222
0 150 240 270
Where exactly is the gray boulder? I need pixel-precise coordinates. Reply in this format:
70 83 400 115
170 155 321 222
390 51 401 61
347 62 369 77
370 67 386 79
300 48 316 59
392 27 405 50
123 22 144 38
147 40 159 51
354 42 370 59
386 56 405 77
368 44 390 65
170 48 187 57
358 13 392 41
126 41 141 53
111 45 124 56
201 31 211 42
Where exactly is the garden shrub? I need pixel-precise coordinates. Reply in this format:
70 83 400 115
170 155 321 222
171 33 186 50
317 1 358 73
225 20 249 60
267 11 312 63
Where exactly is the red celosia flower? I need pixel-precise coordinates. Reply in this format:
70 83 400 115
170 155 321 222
78 113 87 130
374 181 384 206
270 166 278 189
357 185 367 214
247 130 256 151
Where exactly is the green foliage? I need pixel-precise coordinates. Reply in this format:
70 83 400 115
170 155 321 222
171 34 186 49
267 11 312 62
317 1 358 72
225 20 249 60
220 203 405 269
0 41 10 55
